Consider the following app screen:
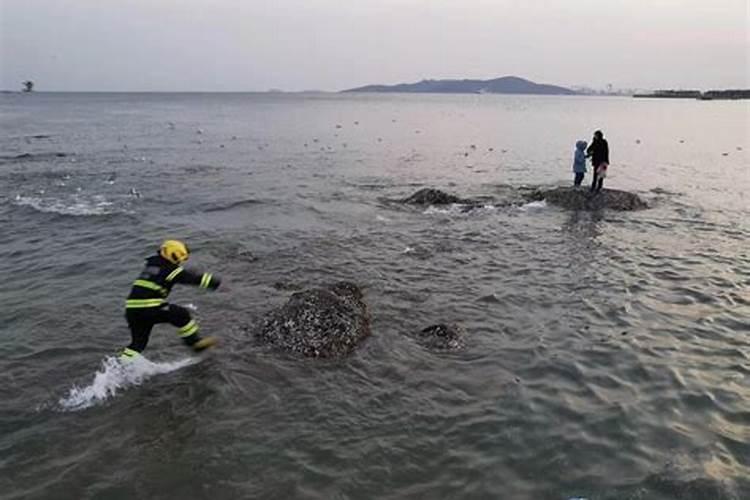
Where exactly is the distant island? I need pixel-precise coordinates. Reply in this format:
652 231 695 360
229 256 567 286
343 76 576 95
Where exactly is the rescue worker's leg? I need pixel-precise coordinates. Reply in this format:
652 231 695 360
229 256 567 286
121 310 155 360
164 304 215 351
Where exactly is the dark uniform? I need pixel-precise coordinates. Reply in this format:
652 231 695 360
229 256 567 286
121 254 220 359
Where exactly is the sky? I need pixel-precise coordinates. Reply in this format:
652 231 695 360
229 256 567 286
1 0 748 92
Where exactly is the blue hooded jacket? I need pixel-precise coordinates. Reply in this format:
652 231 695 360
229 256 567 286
573 140 587 173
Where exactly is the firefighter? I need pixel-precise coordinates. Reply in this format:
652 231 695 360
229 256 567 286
120 240 220 360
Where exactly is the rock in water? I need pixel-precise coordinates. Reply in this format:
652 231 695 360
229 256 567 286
402 188 465 205
257 282 370 358
525 187 648 211
416 323 466 350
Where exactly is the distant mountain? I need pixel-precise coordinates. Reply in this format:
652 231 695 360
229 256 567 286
343 76 576 95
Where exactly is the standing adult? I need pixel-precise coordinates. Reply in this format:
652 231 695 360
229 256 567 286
586 130 609 193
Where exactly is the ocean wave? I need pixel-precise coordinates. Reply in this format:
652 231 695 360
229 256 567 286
202 198 264 212
0 152 70 164
58 355 199 411
649 187 684 196
12 194 120 216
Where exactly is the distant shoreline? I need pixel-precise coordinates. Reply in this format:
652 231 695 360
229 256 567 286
633 89 750 100
3 89 748 100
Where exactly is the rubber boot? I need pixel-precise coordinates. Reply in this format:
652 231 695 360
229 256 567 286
119 347 142 362
192 336 217 352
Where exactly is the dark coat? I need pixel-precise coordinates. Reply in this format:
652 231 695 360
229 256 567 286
587 137 609 166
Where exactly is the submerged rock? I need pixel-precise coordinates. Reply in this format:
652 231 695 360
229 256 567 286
525 186 648 211
402 188 467 205
415 323 466 350
257 282 370 358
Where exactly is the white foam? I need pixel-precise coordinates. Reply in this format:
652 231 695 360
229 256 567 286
14 194 116 216
424 203 460 215
58 355 198 411
423 203 497 216
518 199 548 211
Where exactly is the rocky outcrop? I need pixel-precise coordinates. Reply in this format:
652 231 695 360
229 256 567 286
401 186 648 212
415 323 466 350
256 282 370 358
524 187 648 211
402 188 468 205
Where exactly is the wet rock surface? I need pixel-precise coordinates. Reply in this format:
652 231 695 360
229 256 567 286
257 282 370 358
525 186 649 211
402 188 468 205
415 323 467 350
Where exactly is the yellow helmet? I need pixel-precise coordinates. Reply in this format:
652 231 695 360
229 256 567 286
160 240 190 264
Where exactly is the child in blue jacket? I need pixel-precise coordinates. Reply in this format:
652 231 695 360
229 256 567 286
572 140 587 187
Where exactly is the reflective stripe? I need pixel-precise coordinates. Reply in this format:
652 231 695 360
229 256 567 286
179 319 199 337
165 267 183 282
125 298 166 308
133 279 167 295
200 273 212 289
119 347 141 361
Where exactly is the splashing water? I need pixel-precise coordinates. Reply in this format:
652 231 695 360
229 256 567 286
518 199 548 211
58 355 198 411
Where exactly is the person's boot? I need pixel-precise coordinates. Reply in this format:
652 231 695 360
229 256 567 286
192 336 217 352
119 347 142 362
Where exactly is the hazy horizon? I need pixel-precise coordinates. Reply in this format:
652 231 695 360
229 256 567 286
1 0 748 92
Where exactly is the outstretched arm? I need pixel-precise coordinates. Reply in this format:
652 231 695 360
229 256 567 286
168 266 221 290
